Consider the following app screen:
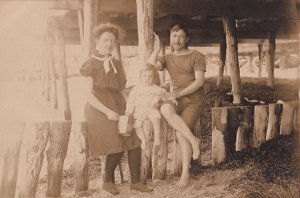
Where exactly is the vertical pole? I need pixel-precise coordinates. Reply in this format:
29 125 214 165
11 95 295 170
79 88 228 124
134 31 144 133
248 53 254 73
83 0 95 61
77 10 84 49
217 40 226 86
136 0 154 184
223 16 242 104
279 50 287 70
265 31 276 87
52 20 71 120
258 43 263 77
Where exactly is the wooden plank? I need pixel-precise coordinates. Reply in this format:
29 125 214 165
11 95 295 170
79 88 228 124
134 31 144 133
252 105 269 148
223 16 242 104
15 122 50 198
280 102 297 135
236 106 253 151
46 121 72 197
266 103 283 140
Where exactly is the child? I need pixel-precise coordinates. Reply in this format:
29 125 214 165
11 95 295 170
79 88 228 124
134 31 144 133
125 64 176 149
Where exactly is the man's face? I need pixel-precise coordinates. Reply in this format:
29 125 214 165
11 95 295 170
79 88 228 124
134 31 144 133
170 29 188 51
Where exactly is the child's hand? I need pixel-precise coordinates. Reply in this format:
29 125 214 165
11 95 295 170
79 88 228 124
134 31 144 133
171 98 178 106
162 92 176 101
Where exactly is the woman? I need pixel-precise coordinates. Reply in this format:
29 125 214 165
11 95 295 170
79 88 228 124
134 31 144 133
80 23 153 195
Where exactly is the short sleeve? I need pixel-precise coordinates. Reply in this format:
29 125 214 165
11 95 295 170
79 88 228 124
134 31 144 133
193 53 206 72
80 60 95 77
157 55 167 70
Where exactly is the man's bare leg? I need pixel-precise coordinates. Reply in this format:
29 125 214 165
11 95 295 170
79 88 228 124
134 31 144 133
176 132 192 187
161 104 200 160
135 127 147 149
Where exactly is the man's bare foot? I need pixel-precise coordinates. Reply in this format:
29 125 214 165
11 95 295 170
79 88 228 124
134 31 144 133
176 176 191 188
191 138 201 160
141 141 146 150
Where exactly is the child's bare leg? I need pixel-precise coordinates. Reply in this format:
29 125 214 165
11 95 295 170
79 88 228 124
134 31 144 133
135 127 147 149
148 109 161 146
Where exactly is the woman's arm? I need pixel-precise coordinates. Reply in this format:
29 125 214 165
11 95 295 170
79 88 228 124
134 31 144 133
84 77 119 121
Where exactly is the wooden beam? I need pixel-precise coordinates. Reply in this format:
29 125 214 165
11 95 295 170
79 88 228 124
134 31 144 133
49 0 83 10
223 16 242 104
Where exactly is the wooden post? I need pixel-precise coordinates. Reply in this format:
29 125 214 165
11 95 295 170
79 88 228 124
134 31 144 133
46 33 58 109
152 119 168 180
293 101 300 134
71 122 89 192
46 121 71 197
136 0 154 184
279 50 287 70
45 45 51 102
0 122 25 198
223 16 242 104
83 0 96 61
140 120 154 184
77 10 84 48
266 103 282 140
248 53 254 73
217 40 226 86
258 43 263 77
265 32 276 87
158 43 166 84
280 102 297 135
15 122 50 198
236 106 253 151
52 20 71 120
252 105 268 148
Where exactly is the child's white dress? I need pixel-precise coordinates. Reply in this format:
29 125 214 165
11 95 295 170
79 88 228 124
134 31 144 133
126 84 167 128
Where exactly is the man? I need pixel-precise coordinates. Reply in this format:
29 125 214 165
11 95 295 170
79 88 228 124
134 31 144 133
148 23 206 187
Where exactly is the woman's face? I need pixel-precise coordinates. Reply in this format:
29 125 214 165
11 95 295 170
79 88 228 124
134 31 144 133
95 32 117 56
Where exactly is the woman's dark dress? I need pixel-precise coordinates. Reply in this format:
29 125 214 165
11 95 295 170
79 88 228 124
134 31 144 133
80 56 141 156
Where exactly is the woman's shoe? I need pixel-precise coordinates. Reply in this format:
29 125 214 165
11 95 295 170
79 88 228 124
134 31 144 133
130 182 153 192
102 182 119 195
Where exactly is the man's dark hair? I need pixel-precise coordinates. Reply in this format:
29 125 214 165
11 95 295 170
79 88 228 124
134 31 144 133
169 22 190 47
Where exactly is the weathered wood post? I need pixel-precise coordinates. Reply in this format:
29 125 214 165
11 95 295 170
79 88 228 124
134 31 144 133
280 102 297 135
136 0 154 184
279 50 287 70
265 31 276 87
46 31 58 109
266 103 282 140
46 121 71 197
258 43 263 77
83 0 95 61
236 106 253 151
52 19 71 120
71 122 89 192
0 122 25 198
252 105 269 148
15 122 50 198
223 16 242 104
217 40 226 86
248 53 254 73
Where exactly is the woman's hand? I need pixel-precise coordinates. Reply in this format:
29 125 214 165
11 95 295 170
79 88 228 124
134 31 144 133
105 110 119 121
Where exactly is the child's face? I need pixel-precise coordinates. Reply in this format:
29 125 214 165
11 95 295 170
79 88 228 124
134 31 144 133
140 70 155 85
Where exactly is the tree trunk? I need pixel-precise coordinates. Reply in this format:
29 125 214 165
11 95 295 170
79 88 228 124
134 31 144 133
140 120 154 184
152 118 168 180
217 41 226 86
83 0 96 61
223 16 242 104
258 43 263 77
265 32 276 87
248 53 254 73
15 122 50 198
252 105 268 148
266 103 282 140
236 106 253 151
71 122 89 193
280 102 297 135
46 121 71 197
52 21 71 120
0 122 25 198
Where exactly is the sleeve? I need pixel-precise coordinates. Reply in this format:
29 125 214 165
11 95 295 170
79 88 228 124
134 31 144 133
80 60 95 77
193 53 206 72
157 55 167 70
125 88 136 114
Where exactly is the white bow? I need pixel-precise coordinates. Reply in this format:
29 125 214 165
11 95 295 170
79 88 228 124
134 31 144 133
92 55 117 74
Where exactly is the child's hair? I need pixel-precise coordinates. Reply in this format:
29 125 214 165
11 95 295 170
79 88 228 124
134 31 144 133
140 64 156 76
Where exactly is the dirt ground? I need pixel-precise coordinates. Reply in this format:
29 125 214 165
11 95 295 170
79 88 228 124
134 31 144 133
34 77 299 198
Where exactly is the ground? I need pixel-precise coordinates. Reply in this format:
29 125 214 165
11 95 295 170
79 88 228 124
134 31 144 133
33 76 300 198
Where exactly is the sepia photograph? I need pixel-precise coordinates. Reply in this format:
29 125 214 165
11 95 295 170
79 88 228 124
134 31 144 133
0 0 299 197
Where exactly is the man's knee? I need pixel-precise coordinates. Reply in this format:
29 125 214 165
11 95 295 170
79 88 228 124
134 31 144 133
160 104 176 118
